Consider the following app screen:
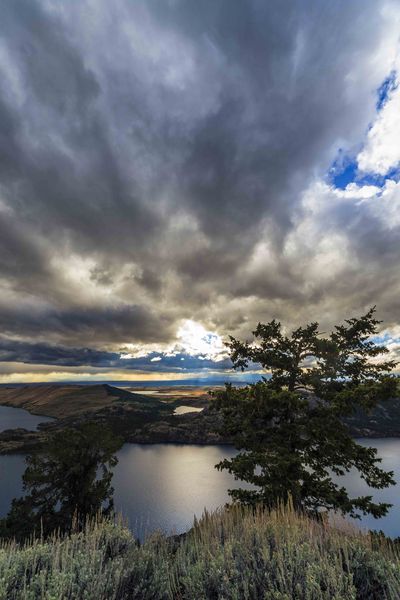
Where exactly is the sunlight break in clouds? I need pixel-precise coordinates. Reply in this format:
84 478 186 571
176 320 227 361
119 320 228 364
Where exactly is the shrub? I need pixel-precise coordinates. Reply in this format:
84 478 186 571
0 505 399 599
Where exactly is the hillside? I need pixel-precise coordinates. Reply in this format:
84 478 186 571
0 384 227 452
0 383 155 419
345 396 400 437
2 384 400 454
1 504 399 599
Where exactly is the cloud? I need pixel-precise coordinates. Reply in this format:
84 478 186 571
0 301 175 346
357 70 400 175
1 0 400 380
0 337 232 373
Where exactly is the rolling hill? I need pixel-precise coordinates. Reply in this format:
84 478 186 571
0 383 156 419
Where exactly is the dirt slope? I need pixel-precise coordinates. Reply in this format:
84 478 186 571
0 384 147 419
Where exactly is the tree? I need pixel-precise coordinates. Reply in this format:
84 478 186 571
0 423 122 540
212 307 397 518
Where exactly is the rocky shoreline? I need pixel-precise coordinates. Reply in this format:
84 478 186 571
0 404 229 454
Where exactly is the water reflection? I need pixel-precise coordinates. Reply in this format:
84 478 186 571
173 406 203 415
0 405 54 432
0 438 400 541
0 454 26 517
337 438 400 536
112 444 243 539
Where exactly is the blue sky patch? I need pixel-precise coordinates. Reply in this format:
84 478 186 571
329 70 399 192
330 159 398 191
376 70 397 110
330 156 358 189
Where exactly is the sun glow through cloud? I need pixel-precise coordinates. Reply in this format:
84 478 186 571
176 320 227 361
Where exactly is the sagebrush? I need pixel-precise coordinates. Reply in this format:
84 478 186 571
1 504 400 599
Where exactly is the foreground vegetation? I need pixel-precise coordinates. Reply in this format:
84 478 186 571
1 504 400 600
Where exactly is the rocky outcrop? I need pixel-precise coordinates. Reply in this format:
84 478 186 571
0 428 46 454
0 403 228 453
344 397 400 437
127 409 228 444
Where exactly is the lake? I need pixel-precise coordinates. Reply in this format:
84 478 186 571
1 406 400 539
0 405 54 432
0 443 243 540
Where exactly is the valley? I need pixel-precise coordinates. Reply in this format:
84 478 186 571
1 382 400 454
0 383 226 453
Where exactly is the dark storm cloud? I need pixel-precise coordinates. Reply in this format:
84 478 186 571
0 338 117 367
0 303 174 345
0 337 231 372
0 0 399 375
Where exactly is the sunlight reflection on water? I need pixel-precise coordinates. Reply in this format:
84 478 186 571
1 433 400 541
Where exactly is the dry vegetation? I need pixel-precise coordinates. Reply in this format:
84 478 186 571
0 384 128 418
1 504 400 599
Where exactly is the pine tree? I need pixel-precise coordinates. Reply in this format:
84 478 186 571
0 423 122 539
213 307 397 518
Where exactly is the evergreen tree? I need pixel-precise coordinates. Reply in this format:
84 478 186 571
0 423 122 540
213 307 397 518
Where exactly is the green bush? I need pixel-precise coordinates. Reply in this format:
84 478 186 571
0 505 399 599
172 506 400 600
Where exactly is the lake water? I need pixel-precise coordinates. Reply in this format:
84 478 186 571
1 406 400 539
0 405 54 432
173 405 204 415
0 444 243 540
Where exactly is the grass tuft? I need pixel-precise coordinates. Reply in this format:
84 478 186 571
1 504 400 599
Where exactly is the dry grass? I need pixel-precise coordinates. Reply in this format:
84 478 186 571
1 504 399 599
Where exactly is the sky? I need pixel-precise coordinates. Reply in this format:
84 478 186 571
1 0 400 384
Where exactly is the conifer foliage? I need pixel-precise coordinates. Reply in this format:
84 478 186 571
213 307 397 517
0 423 122 540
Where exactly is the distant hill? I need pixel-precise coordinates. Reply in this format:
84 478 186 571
0 384 156 419
0 383 227 453
2 383 400 454
345 396 400 437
